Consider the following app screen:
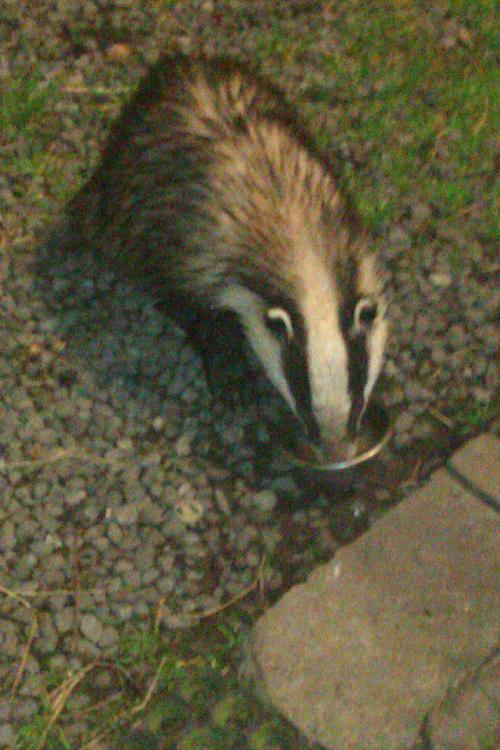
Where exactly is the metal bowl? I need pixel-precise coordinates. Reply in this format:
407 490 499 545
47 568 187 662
282 403 393 493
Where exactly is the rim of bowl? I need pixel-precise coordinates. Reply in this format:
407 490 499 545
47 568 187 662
283 406 393 472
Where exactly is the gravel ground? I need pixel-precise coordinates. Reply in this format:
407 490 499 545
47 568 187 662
0 1 498 746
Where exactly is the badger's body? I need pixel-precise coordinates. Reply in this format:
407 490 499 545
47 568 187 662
69 54 388 458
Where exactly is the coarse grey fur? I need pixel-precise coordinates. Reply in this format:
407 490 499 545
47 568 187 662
67 54 388 458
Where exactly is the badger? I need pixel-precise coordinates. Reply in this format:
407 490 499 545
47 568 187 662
68 54 388 459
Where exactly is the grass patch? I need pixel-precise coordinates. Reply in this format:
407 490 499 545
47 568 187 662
0 72 59 175
0 69 65 221
456 399 498 434
299 0 498 234
12 615 305 750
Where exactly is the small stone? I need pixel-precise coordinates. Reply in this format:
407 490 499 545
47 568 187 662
65 489 87 506
105 43 132 62
430 272 452 288
432 348 447 365
175 434 192 457
214 487 231 515
176 498 204 527
142 500 164 524
80 615 104 645
116 438 134 453
114 604 133 620
394 411 415 434
107 523 123 544
0 723 15 746
142 568 160 585
115 502 140 526
55 608 74 635
252 489 278 512
152 416 165 432
99 626 118 648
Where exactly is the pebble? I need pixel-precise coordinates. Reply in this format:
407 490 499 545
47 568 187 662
115 502 140 526
175 434 192 457
0 724 15 746
429 271 452 288
54 608 74 635
394 411 416 434
251 489 278 512
152 416 165 432
176 497 205 526
107 523 123 544
214 487 231 515
105 42 132 62
80 615 105 645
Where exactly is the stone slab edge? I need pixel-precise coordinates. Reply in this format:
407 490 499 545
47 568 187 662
446 433 500 509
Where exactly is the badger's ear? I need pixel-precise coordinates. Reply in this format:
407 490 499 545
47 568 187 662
353 297 378 332
266 307 294 343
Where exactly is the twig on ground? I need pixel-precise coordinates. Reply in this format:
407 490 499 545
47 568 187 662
35 662 100 750
427 406 454 429
9 614 38 700
472 96 489 135
0 447 130 473
0 581 32 609
81 656 169 749
188 555 266 622
130 656 168 715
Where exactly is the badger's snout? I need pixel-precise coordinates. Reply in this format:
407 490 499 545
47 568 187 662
322 435 358 463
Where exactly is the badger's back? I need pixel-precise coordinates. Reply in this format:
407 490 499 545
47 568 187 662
71 55 355 307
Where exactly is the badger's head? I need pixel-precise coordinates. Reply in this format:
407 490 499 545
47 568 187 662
216 243 388 460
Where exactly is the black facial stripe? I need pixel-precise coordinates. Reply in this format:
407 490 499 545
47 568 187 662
347 333 369 435
283 337 321 443
235 272 304 324
233 272 322 439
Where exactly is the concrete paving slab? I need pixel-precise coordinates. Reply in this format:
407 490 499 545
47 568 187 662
448 433 499 503
251 467 499 750
427 651 500 750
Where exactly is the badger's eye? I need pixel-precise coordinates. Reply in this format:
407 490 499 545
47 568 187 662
354 297 378 330
266 307 294 343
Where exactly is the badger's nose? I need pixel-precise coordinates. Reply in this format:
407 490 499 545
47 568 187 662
321 435 357 463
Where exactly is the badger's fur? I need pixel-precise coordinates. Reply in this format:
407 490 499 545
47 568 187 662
69 54 388 458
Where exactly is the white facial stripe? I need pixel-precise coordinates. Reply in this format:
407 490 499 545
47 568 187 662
267 307 294 341
364 315 388 404
304 286 351 443
217 285 297 414
308 322 351 441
